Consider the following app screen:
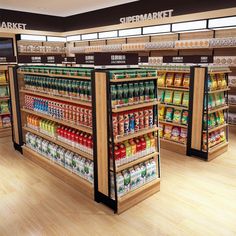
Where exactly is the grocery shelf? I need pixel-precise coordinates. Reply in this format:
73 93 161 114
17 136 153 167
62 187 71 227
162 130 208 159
0 112 10 116
21 108 93 134
159 103 188 110
160 138 186 154
22 146 94 199
114 126 158 143
157 70 190 73
208 141 229 154
18 71 91 80
110 76 158 83
203 123 228 133
112 100 159 113
207 105 229 114
0 97 10 101
0 127 11 138
111 152 159 172
23 126 93 160
118 178 160 214
158 86 189 91
208 87 230 94
208 71 231 75
159 120 188 128
0 83 9 86
20 89 92 107
229 104 236 108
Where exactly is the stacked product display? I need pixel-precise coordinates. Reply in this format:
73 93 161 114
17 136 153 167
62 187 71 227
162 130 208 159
201 68 230 154
18 66 94 198
25 132 93 183
95 69 161 213
0 67 12 136
228 75 236 126
157 69 190 154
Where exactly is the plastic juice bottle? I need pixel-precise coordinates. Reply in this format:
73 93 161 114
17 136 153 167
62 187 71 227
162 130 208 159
117 84 123 106
125 142 132 161
123 84 129 105
119 144 126 165
135 138 142 157
71 130 76 147
139 82 145 102
149 81 155 101
87 82 92 102
111 85 117 108
140 137 146 156
148 134 156 153
114 145 121 166
75 131 80 148
134 83 140 104
128 83 134 105
145 135 151 155
87 135 92 153
83 134 88 152
79 132 84 148
57 125 61 140
129 140 137 160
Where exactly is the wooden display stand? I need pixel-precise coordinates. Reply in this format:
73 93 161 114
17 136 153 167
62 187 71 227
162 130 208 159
187 67 230 161
92 66 161 214
0 66 12 138
17 66 94 199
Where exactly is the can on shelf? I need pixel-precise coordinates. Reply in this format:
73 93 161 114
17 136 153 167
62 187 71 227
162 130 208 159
112 114 118 137
139 110 144 130
118 113 124 136
134 110 140 132
124 112 130 135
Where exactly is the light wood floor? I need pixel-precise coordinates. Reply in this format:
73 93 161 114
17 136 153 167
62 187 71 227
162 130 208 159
0 129 236 236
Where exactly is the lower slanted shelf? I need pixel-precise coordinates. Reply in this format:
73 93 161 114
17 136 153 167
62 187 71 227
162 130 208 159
160 138 186 155
118 178 160 214
0 127 12 138
22 146 94 199
207 141 229 161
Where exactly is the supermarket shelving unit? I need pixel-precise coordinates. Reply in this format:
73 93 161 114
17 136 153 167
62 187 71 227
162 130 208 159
187 66 230 161
92 68 161 213
0 66 12 138
17 66 94 199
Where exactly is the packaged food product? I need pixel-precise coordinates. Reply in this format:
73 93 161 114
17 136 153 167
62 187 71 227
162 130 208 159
202 134 207 151
164 90 173 103
158 73 166 87
0 72 7 83
165 73 174 86
173 110 181 123
171 127 180 142
209 114 216 128
158 90 165 102
159 123 164 138
182 74 190 88
182 92 189 107
164 125 172 139
208 94 216 108
179 128 187 144
211 75 218 90
181 110 188 125
219 129 226 142
165 108 174 122
158 106 165 120
174 73 183 87
173 91 183 105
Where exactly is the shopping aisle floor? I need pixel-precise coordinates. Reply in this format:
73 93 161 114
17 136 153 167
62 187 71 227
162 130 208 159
0 131 236 236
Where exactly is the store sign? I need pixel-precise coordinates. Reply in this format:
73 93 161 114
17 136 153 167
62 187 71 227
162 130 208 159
0 56 17 63
163 55 213 64
0 21 27 30
18 55 63 64
76 54 94 64
120 9 174 24
94 52 138 66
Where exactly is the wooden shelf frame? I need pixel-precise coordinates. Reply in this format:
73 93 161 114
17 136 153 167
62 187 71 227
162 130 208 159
112 152 159 172
159 120 188 128
20 89 92 107
207 105 229 114
159 103 189 110
110 76 158 83
112 100 159 113
114 126 158 143
208 87 230 94
21 108 92 134
18 71 91 80
23 126 93 160
158 86 189 92
203 123 228 133
23 146 94 199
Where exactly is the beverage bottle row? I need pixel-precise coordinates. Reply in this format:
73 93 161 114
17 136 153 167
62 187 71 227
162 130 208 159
57 126 93 154
112 107 154 137
25 132 94 183
110 159 157 197
24 75 92 101
25 95 92 128
112 133 156 167
111 81 155 108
